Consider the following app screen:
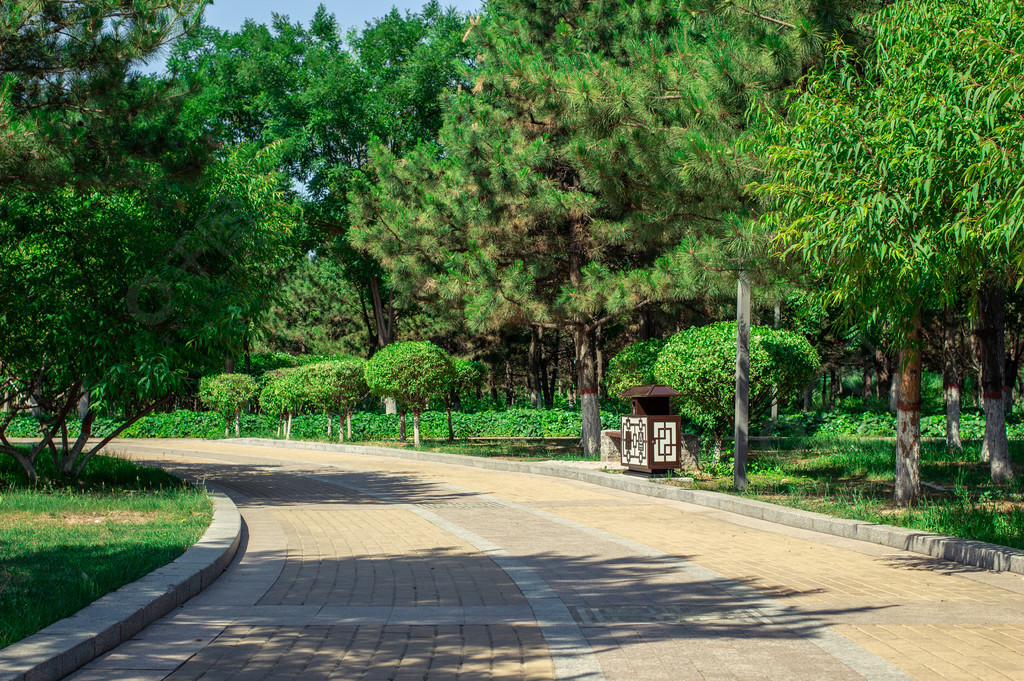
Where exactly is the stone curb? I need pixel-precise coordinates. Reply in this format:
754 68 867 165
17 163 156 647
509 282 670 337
219 437 1024 576
0 489 241 681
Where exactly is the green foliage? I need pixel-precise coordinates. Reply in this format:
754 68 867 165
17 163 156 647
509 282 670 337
655 322 819 436
199 374 258 422
257 369 303 418
364 341 455 412
452 359 488 398
757 0 1024 335
247 352 302 377
295 358 368 413
605 339 666 396
0 0 207 187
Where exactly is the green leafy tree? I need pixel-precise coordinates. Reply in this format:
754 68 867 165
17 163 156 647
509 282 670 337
293 358 367 440
605 339 667 397
655 322 819 454
258 369 304 439
0 145 296 481
757 0 1024 501
351 0 872 456
364 341 454 446
170 3 473 362
0 0 207 187
200 374 258 437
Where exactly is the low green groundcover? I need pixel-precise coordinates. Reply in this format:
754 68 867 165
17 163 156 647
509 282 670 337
0 453 211 648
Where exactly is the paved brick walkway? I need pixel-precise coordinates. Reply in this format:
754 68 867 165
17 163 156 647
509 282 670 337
64 440 1024 681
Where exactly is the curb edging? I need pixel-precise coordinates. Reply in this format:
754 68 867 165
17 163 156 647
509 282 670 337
224 437 1024 576
0 490 241 681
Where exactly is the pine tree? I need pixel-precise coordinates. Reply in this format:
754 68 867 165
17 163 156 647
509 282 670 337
351 0 872 455
0 0 206 186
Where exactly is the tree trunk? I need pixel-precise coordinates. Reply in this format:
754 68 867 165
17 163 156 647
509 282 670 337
446 401 454 442
225 352 235 374
370 275 398 415
505 358 514 406
544 330 559 408
573 325 602 457
596 324 605 398
829 368 839 409
638 307 653 341
889 377 898 413
412 409 421 447
943 307 963 452
235 407 241 437
803 383 813 412
875 349 893 403
734 272 750 491
1004 353 1019 416
286 412 292 439
326 411 332 438
862 365 873 401
976 286 1014 483
538 327 550 410
399 408 407 442
894 318 922 506
528 327 542 408
488 363 498 402
820 371 828 411
347 411 353 440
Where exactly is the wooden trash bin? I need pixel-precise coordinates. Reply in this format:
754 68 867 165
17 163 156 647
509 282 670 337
618 385 682 474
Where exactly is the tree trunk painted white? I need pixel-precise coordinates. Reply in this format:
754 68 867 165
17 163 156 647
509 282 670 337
734 271 750 491
413 410 421 447
983 395 1013 482
235 407 240 437
943 307 962 452
347 412 353 439
286 412 292 440
894 327 922 507
976 286 1014 482
277 419 282 439
573 325 602 457
326 412 332 438
945 384 962 452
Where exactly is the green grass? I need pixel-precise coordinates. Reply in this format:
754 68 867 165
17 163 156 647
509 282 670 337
690 437 1024 550
0 451 212 648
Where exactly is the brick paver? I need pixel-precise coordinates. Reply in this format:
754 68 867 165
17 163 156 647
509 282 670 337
63 439 1024 680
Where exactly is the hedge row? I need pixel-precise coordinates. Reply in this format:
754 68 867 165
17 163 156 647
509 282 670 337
770 409 1023 440
4 408 623 441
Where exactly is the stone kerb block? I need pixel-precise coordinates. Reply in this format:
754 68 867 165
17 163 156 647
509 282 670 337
599 430 622 465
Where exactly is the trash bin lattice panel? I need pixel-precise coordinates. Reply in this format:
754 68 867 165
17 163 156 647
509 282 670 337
621 416 647 467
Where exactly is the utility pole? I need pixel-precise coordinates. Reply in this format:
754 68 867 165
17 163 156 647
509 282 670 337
771 300 781 422
734 271 750 491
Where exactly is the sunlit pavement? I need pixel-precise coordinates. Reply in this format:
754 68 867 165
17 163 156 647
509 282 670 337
64 439 1024 681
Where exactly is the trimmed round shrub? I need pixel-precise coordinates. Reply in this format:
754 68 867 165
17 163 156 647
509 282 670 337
605 338 666 396
654 322 819 438
199 373 258 436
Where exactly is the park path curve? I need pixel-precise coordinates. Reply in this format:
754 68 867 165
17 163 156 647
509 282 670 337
62 439 1024 681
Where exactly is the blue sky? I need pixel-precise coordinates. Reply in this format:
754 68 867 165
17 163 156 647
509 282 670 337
146 1 482 71
202 0 483 33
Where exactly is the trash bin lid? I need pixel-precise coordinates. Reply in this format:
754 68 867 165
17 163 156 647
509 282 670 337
617 385 681 398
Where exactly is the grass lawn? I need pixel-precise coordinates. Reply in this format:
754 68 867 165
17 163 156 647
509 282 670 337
0 451 211 649
695 437 1024 551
